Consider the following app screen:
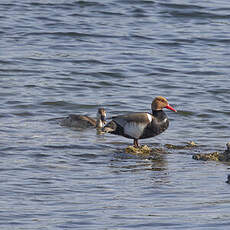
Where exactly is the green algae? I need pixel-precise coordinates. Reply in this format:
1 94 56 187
193 142 230 162
125 145 166 158
192 152 220 161
165 141 197 150
125 145 165 155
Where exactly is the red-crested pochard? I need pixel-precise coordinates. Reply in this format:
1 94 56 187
103 96 176 147
60 108 106 129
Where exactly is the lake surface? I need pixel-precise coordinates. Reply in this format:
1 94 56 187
1 0 230 229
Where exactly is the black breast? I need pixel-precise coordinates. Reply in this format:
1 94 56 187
140 110 169 139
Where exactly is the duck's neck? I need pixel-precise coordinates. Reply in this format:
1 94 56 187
96 118 103 129
152 109 167 120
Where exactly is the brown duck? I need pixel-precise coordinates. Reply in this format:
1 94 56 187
60 108 106 129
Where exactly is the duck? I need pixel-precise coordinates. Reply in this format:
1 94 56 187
103 96 176 147
60 108 106 129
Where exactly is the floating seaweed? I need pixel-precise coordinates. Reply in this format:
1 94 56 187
125 145 166 156
165 141 197 150
193 142 230 162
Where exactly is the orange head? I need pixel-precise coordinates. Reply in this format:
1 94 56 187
151 96 177 112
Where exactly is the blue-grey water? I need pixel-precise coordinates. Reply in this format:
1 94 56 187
1 0 230 229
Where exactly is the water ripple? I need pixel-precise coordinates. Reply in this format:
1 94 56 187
1 0 230 229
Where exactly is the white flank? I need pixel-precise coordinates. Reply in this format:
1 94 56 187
163 118 168 123
124 122 147 139
147 114 152 123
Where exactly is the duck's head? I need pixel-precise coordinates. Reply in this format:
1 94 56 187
97 108 106 125
151 96 177 112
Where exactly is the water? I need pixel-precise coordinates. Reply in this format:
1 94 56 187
1 0 230 229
